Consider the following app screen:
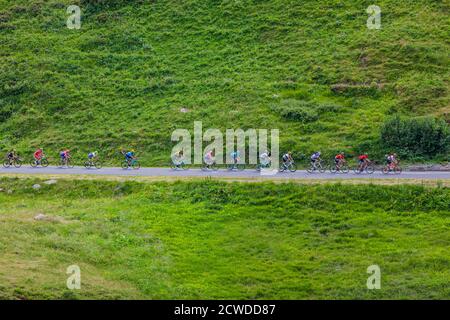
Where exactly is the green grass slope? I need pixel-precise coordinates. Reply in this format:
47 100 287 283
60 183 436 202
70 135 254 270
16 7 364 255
0 178 449 299
0 0 448 165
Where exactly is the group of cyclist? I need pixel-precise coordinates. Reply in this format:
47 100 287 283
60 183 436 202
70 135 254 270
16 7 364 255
171 149 400 173
3 148 138 169
284 151 399 173
4 147 400 173
308 151 399 173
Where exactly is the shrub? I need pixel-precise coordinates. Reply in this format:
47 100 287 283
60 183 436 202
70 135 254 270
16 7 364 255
380 116 449 158
330 83 381 97
271 100 318 123
271 99 344 123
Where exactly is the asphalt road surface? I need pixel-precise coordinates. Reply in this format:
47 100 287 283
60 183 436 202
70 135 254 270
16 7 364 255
1 165 449 180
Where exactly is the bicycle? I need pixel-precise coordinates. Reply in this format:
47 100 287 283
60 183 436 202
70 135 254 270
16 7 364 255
59 157 74 168
171 160 189 170
279 160 297 172
30 156 49 168
227 159 245 171
382 161 402 174
202 161 218 171
256 162 272 171
84 158 102 169
330 160 349 173
353 160 375 174
3 157 22 168
122 158 140 170
307 160 326 173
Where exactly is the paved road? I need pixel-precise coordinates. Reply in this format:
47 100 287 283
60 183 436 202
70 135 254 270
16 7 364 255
1 165 449 180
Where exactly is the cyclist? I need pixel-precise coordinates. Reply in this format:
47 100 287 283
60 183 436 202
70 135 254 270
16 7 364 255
385 153 393 166
259 150 271 166
34 148 43 161
60 149 71 164
33 148 44 165
385 152 399 169
230 150 240 164
310 151 321 170
6 150 16 161
88 151 98 161
334 152 346 169
357 153 370 170
204 150 215 166
172 150 185 167
124 149 136 164
282 151 293 166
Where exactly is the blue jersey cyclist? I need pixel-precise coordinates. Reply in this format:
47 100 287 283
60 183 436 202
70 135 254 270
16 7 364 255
230 151 240 163
88 151 98 160
121 149 136 163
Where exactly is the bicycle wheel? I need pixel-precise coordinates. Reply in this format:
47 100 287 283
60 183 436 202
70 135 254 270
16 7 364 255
237 164 245 171
84 161 91 169
227 164 235 171
366 165 375 174
3 160 11 168
382 166 389 174
14 159 22 168
180 162 188 170
394 166 402 174
318 163 326 173
41 159 49 167
132 160 140 170
279 164 286 172
121 161 129 169
59 159 65 168
341 165 349 173
353 166 362 174
330 164 337 173
289 163 297 172
30 159 38 168
95 161 102 169
67 159 74 169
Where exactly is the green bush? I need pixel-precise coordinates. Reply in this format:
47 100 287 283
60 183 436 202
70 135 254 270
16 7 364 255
380 116 449 158
271 99 344 123
271 99 319 123
330 83 381 98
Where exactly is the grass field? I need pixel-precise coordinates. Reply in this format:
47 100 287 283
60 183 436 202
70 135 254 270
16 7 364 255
0 177 448 299
0 0 448 164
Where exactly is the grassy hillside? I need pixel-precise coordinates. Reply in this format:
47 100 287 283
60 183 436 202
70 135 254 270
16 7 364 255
0 177 449 299
0 0 448 165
